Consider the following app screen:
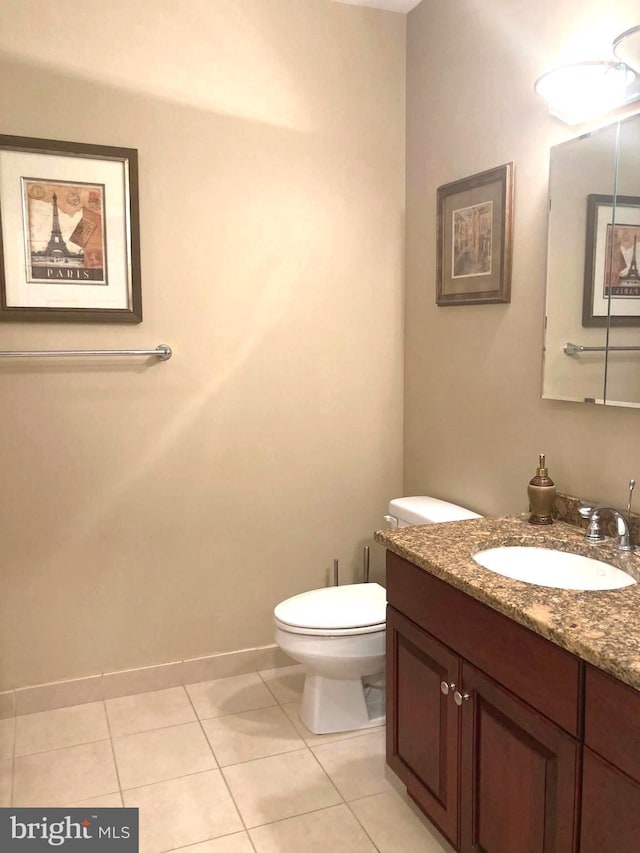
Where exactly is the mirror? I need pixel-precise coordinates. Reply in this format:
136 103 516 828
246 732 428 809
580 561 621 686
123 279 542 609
603 116 640 406
543 112 640 407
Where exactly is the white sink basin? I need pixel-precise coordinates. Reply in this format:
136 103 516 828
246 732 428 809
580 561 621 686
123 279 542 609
473 546 636 590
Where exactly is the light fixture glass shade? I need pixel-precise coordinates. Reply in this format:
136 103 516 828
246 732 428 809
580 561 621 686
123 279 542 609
613 25 640 73
534 60 636 124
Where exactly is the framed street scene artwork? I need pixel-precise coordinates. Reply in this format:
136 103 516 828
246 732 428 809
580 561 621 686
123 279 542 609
436 162 514 306
583 193 640 327
0 135 141 322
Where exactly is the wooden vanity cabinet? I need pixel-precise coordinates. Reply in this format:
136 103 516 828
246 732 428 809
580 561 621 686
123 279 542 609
386 552 581 852
386 606 460 844
580 665 640 852
459 661 578 853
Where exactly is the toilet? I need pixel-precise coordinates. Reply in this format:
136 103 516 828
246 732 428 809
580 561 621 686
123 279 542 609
273 496 481 735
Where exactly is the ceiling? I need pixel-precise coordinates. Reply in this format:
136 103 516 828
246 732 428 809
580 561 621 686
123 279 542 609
333 0 422 12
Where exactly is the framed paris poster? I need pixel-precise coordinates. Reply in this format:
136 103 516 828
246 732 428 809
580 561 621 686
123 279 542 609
0 135 141 322
583 193 640 327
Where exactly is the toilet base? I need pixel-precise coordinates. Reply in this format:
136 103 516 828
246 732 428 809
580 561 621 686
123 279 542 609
299 672 386 735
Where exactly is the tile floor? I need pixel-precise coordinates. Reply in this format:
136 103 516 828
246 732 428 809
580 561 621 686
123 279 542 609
0 665 455 853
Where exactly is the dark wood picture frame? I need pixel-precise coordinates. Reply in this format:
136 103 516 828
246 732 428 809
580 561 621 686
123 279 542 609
583 193 640 327
0 134 141 323
436 162 514 306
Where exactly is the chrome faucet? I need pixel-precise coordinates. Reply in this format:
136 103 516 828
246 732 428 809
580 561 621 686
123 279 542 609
579 505 635 552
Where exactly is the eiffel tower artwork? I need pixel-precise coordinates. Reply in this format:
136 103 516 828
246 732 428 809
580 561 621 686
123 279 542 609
619 234 640 283
42 192 75 259
27 182 90 283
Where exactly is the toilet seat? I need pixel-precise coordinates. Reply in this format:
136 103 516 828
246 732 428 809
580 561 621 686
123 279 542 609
274 583 386 637
274 618 385 637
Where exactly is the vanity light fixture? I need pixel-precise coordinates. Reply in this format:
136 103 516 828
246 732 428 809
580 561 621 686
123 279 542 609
613 25 640 74
534 60 637 125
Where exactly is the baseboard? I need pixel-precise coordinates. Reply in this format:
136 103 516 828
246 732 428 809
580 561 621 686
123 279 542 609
2 644 294 718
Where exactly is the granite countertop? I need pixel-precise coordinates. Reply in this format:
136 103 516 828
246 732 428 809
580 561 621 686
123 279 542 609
375 515 640 691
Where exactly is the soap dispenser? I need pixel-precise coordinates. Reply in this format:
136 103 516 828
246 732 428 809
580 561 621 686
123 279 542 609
528 454 556 525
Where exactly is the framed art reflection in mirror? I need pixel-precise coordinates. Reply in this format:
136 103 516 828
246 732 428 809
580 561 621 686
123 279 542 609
583 193 640 327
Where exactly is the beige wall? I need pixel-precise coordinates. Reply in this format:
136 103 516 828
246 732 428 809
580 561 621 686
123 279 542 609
405 0 640 518
0 0 405 690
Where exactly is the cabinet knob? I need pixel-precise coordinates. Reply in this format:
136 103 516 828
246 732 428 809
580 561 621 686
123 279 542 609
454 690 470 706
440 681 455 696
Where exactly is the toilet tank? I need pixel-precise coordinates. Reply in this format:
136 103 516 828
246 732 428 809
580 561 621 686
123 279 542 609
385 496 481 527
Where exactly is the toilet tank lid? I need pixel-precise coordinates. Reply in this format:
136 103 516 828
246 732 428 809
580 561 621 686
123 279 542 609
388 496 481 525
274 583 386 631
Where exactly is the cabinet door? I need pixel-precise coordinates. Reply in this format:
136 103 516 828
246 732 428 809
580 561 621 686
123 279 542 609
585 664 640 782
460 662 578 853
581 747 640 852
386 605 460 847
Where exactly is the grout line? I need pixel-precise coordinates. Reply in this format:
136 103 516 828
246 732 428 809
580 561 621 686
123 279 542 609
13 736 112 760
190 701 279 724
8 713 16 807
60 790 122 808
216 742 308 771
182 679 257 850
305 738 347 805
183 687 220 770
244 800 366 833
162 828 255 852
344 798 384 853
109 717 202 742
341 786 402 853
102 698 125 801
256 672 283 706
120 766 223 795
218 744 309 770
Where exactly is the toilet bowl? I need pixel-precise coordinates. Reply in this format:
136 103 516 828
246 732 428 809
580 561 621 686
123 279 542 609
274 496 481 735
275 583 386 735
